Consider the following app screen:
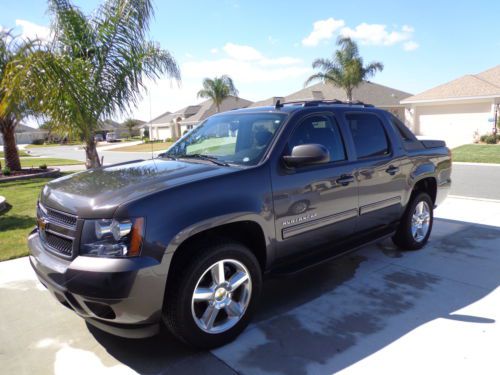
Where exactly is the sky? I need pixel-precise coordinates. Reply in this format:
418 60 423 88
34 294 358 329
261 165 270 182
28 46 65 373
1 0 499 124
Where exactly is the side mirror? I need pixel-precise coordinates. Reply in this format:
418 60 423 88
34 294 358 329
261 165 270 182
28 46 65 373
282 144 330 167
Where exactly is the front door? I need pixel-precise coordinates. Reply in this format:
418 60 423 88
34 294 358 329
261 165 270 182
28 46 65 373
272 113 359 259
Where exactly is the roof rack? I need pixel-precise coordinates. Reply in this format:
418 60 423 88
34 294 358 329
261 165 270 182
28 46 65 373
275 99 374 109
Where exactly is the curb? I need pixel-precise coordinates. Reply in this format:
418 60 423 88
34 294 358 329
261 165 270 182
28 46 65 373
453 162 500 167
0 168 61 183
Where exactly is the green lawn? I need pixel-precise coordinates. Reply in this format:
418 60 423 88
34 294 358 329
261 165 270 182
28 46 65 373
452 144 500 164
25 142 82 149
0 177 56 261
110 141 173 152
17 157 83 168
0 150 30 157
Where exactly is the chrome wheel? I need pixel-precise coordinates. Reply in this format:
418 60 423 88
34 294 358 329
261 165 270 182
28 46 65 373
411 201 431 242
191 259 252 334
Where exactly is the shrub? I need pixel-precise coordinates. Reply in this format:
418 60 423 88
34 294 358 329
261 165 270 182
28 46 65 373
479 134 488 143
484 135 497 144
31 138 45 145
39 164 48 170
2 167 11 176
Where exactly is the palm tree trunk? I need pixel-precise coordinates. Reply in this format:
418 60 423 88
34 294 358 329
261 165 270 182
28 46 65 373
84 136 101 169
346 88 353 103
0 119 22 171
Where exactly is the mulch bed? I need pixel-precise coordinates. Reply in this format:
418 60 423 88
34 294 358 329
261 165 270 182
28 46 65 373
0 168 61 182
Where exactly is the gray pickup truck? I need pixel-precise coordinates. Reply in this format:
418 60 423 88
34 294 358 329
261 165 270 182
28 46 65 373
29 100 451 348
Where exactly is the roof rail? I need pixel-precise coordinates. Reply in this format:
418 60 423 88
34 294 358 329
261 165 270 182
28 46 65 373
275 99 374 108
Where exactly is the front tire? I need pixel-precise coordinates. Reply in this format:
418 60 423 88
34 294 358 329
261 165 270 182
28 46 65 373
392 192 433 250
163 241 262 349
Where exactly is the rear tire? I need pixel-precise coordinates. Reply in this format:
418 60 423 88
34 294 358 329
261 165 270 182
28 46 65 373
163 240 262 349
392 192 433 250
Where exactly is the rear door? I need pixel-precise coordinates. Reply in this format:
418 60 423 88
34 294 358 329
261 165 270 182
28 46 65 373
344 112 406 233
271 112 359 259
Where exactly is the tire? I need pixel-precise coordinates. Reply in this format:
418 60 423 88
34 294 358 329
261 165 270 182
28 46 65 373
392 192 433 250
163 240 262 349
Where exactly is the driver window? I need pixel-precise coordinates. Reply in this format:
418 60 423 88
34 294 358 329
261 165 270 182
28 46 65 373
289 115 346 162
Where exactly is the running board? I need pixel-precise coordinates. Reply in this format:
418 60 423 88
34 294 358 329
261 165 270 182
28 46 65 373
269 229 395 277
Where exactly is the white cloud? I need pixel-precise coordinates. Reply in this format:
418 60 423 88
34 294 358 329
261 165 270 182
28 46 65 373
184 43 308 83
223 42 263 61
267 35 278 45
302 18 345 47
210 48 218 54
403 41 419 51
340 23 413 46
302 18 418 51
15 19 51 41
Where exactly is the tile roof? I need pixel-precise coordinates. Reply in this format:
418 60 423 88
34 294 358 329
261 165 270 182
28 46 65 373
254 81 412 108
150 96 253 126
402 65 500 103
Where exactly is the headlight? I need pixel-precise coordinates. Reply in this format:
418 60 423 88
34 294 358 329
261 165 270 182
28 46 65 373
80 218 145 257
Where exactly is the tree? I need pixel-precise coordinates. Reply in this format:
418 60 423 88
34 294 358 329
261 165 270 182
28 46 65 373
197 75 238 112
2 0 180 169
305 37 384 102
122 118 142 137
0 31 35 171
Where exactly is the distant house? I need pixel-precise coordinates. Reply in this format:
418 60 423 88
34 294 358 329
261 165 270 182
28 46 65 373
0 123 48 146
401 65 500 148
251 81 412 121
149 96 253 140
96 119 146 139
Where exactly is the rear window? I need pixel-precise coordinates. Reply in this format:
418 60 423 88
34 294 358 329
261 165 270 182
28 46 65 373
346 113 390 159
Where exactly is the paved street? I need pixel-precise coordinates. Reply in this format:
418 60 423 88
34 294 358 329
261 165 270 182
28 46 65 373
26 144 160 166
450 163 500 200
1 196 500 375
26 144 500 201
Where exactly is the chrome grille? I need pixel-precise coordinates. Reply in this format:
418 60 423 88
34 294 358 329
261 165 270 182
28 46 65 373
44 232 73 256
44 205 77 229
37 203 78 258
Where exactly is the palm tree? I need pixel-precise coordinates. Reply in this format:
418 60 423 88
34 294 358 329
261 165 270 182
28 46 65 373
122 118 142 138
2 0 180 169
0 31 34 171
197 75 239 112
305 37 384 103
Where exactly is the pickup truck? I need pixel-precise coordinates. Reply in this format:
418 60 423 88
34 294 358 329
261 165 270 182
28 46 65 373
28 100 452 348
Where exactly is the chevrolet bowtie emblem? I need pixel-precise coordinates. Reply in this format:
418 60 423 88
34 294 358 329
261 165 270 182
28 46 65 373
37 217 49 232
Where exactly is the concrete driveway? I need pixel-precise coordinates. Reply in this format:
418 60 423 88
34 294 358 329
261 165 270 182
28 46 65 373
1 196 500 375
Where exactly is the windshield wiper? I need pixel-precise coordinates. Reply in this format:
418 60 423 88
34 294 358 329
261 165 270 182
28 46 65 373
157 152 177 160
178 154 230 166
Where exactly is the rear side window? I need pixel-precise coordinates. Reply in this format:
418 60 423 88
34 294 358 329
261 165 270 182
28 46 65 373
346 113 390 159
289 115 346 162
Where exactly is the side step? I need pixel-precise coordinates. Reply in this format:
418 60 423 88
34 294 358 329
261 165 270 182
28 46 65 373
269 229 395 277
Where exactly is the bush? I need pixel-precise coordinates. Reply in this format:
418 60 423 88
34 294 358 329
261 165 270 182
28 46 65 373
39 164 48 170
479 134 488 143
484 135 497 144
31 139 45 145
2 167 11 176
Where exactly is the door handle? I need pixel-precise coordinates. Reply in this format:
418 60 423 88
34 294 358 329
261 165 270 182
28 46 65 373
336 175 354 186
385 166 400 175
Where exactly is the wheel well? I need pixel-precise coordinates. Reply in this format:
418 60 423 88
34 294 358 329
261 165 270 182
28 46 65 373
412 177 437 204
167 221 267 277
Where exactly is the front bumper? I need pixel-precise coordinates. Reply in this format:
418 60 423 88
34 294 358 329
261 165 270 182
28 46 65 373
28 229 168 338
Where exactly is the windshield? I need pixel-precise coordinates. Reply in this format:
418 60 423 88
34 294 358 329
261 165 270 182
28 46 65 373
164 112 287 166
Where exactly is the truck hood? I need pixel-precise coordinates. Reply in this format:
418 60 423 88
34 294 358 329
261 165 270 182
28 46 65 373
40 159 235 217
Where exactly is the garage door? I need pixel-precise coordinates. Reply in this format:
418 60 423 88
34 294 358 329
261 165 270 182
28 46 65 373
157 127 172 140
418 102 491 148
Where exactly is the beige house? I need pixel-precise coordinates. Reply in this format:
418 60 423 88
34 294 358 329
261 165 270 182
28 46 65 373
251 81 412 121
149 96 253 140
402 65 500 148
